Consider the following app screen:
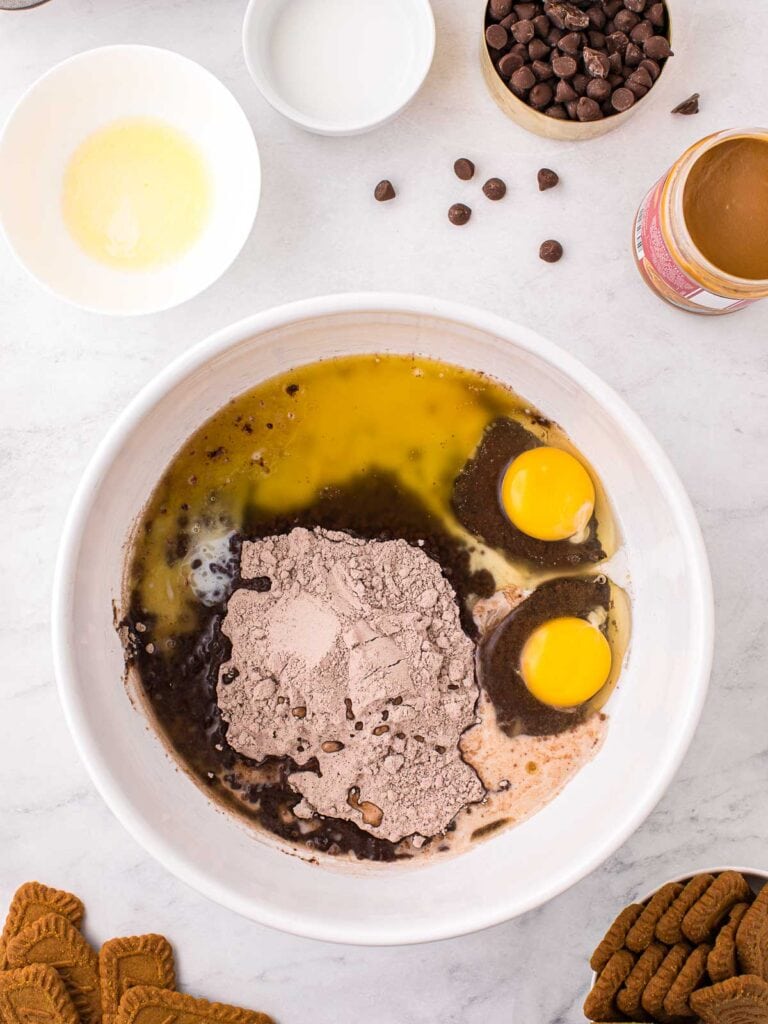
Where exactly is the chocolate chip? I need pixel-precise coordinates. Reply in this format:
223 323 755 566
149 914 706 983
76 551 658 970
528 37 551 60
539 239 564 262
624 41 643 65
646 2 665 26
483 177 507 200
586 77 611 101
489 0 513 18
374 180 395 202
624 0 647 10
558 31 583 54
532 59 555 80
512 18 535 43
546 25 564 45
606 30 629 53
448 203 472 225
614 8 639 32
576 95 603 120
644 33 673 59
572 72 589 94
529 82 554 108
498 51 525 77
565 98 580 118
628 65 653 90
583 46 611 77
611 86 636 111
588 29 606 48
608 50 623 73
545 104 568 118
671 92 700 115
603 0 623 14
630 19 654 42
514 2 537 18
486 23 509 49
510 65 537 92
454 158 475 180
537 167 560 191
555 78 577 102
639 57 661 79
533 14 551 37
552 54 578 77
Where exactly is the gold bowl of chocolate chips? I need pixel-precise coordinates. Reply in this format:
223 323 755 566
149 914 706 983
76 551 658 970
482 0 675 140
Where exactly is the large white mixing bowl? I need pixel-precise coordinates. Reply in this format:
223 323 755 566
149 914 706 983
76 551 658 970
52 294 713 945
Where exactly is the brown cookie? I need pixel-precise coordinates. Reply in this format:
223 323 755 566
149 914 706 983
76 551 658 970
641 942 691 1022
656 874 715 945
117 986 273 1024
591 904 644 973
616 942 666 1019
5 912 101 1024
584 949 635 1022
682 871 752 944
626 883 684 953
0 882 84 969
100 935 176 1024
663 943 711 1018
737 885 768 979
709 903 750 983
691 974 768 1024
0 964 79 1024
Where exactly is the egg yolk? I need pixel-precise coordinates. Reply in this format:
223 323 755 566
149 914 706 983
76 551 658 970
500 446 596 542
520 616 611 708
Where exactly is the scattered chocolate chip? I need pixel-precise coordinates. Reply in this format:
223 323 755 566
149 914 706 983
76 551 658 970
374 180 395 202
486 23 509 49
539 239 564 262
537 167 559 191
448 203 472 226
454 157 475 180
483 177 507 200
671 92 700 115
611 86 636 111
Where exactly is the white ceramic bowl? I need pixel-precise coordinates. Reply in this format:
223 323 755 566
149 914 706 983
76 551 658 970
52 294 713 945
0 45 260 315
242 0 435 136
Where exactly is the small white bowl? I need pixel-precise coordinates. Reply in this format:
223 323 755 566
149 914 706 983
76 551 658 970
52 294 713 945
243 0 435 136
0 45 260 316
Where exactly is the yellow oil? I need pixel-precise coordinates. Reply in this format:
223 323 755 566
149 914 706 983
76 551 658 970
62 117 211 270
129 354 618 638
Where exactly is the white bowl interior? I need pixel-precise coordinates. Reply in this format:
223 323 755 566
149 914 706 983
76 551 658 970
243 0 435 135
54 298 712 944
0 45 260 315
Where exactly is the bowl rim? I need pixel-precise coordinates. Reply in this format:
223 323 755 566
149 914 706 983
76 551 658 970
0 43 261 316
242 0 436 136
51 292 714 944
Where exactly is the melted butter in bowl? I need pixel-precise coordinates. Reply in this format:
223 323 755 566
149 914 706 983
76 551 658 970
62 117 211 271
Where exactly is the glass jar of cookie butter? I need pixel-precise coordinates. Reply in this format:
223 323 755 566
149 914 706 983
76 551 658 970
634 128 768 315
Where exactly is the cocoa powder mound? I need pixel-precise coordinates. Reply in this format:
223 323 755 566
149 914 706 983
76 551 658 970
217 527 485 842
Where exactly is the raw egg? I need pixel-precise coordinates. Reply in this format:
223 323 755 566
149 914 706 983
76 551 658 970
520 616 611 709
500 446 595 542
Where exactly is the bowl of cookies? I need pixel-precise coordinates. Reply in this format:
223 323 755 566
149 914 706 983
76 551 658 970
585 867 768 1022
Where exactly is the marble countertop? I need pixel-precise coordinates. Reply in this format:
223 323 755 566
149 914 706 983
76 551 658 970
1 0 767 1021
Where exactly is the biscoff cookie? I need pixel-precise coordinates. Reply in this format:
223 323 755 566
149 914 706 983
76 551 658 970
626 883 684 954
682 871 753 944
656 874 715 945
117 986 273 1024
709 903 751 983
737 886 768 979
691 974 768 1024
0 882 84 969
662 942 711 1018
100 935 176 1024
5 912 101 1024
615 942 666 1019
590 904 643 974
0 964 79 1024
584 949 635 1023
641 942 691 1022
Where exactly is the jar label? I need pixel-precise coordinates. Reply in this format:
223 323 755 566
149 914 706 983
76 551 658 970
635 173 753 313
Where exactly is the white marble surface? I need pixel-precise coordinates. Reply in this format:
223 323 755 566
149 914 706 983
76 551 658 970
1 0 767 1021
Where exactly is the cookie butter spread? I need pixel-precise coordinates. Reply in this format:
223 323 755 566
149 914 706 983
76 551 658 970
217 527 485 843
